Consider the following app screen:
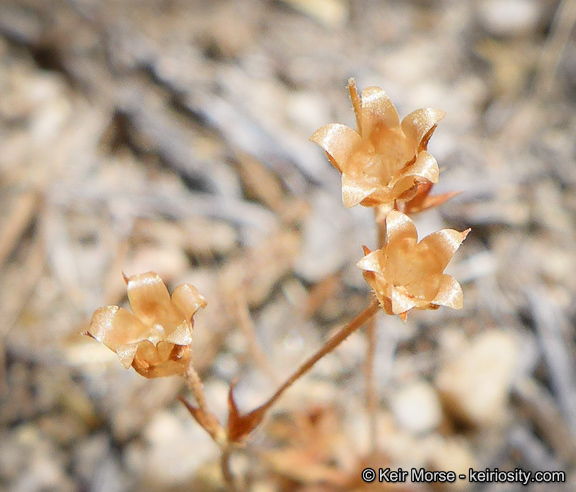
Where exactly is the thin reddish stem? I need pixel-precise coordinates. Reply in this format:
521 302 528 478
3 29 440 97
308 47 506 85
365 316 378 452
183 365 226 444
220 448 238 492
253 299 379 416
364 210 387 453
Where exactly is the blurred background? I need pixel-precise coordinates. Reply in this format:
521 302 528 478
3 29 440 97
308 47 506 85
1 0 576 490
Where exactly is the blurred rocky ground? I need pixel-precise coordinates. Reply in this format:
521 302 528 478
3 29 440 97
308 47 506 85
1 0 576 490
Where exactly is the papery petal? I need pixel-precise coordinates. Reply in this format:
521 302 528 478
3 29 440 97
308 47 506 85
114 344 139 369
164 320 193 345
405 181 434 207
310 124 361 173
413 151 440 184
134 339 160 363
390 285 418 314
89 306 149 367
401 151 440 185
132 340 190 378
356 249 384 273
395 184 419 202
156 340 176 360
348 78 363 133
385 211 418 246
360 185 396 207
341 173 378 208
418 228 470 273
362 271 393 315
431 274 463 309
361 87 399 137
405 273 442 302
390 151 440 198
127 272 172 325
401 108 445 151
171 284 207 321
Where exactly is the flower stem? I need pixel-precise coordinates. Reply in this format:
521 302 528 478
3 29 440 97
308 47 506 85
364 210 387 453
183 365 237 489
183 365 226 444
185 365 214 422
220 448 238 492
253 299 380 416
365 316 378 453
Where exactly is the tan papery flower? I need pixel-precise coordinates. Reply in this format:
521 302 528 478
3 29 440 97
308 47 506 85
357 211 469 321
86 272 206 378
310 79 444 208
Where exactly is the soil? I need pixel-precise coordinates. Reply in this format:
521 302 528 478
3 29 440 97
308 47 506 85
1 0 575 490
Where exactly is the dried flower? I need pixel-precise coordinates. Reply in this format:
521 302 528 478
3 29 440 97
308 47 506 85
310 79 444 208
357 211 469 321
86 272 206 378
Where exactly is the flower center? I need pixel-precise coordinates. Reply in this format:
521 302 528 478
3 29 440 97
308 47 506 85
148 323 167 344
384 239 442 301
353 127 414 186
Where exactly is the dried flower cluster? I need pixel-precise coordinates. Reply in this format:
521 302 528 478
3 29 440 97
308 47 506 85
358 211 468 321
311 79 468 321
83 78 469 490
310 80 443 209
86 272 206 378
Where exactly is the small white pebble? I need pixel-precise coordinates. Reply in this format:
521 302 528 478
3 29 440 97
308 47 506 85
392 380 443 435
